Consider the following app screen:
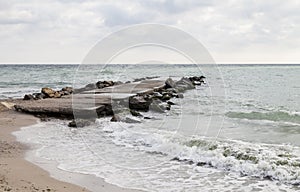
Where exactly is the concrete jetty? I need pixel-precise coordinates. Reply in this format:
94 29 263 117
13 76 205 124
14 79 166 119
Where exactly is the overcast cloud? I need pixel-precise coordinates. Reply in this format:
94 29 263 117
0 0 299 64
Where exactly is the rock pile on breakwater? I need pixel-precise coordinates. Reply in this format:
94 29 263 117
110 76 206 123
22 80 122 100
16 76 205 127
128 76 205 111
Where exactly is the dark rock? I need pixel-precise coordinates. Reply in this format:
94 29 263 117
165 78 176 89
133 78 146 82
176 93 184 98
105 80 114 86
62 91 70 95
130 109 143 117
68 119 92 128
129 96 151 111
96 81 114 89
111 114 121 122
189 76 206 85
33 93 45 100
41 87 55 98
114 81 123 85
167 101 175 105
144 117 151 119
61 87 73 94
161 93 172 101
196 162 206 166
166 104 171 110
23 94 35 100
125 81 131 84
166 88 178 93
146 76 160 79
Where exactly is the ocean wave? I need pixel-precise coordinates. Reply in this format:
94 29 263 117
225 111 300 124
110 125 300 185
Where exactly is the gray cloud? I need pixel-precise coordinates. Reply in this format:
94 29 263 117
0 0 299 63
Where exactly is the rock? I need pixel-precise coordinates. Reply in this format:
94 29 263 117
152 92 163 99
53 91 61 98
23 94 35 100
111 114 121 122
165 78 176 88
166 104 171 110
167 101 175 105
105 80 114 86
33 93 45 100
114 81 123 85
144 116 151 119
176 93 184 98
161 93 172 101
129 96 151 111
189 76 206 85
130 109 143 117
68 119 92 128
61 87 73 94
133 77 146 82
166 88 178 93
41 87 55 98
96 81 114 89
175 77 195 91
124 117 141 123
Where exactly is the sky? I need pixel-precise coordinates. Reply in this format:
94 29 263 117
0 0 300 64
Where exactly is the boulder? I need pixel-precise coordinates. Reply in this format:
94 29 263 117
161 93 172 101
176 93 184 98
53 91 61 98
23 94 35 100
174 77 195 91
41 87 55 98
189 76 206 85
165 78 176 89
133 77 146 82
111 114 121 122
33 93 45 100
114 81 123 85
167 101 175 105
61 87 73 94
129 96 151 111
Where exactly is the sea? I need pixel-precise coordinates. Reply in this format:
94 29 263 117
1 64 300 192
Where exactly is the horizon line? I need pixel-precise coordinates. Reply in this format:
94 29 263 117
1 63 300 65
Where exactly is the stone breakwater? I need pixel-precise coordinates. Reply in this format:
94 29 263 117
13 76 205 127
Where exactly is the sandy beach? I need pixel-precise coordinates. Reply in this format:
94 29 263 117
0 103 142 192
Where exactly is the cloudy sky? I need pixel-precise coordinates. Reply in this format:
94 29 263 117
0 0 300 64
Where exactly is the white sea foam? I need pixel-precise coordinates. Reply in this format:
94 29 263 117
13 119 300 192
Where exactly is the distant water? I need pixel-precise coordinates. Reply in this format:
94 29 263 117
6 64 300 191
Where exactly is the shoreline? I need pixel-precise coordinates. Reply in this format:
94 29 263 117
0 108 143 192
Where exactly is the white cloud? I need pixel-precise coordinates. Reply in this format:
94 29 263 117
0 0 300 64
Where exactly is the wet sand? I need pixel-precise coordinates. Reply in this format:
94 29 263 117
0 104 142 192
